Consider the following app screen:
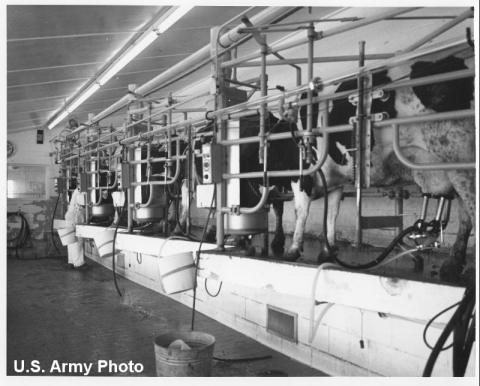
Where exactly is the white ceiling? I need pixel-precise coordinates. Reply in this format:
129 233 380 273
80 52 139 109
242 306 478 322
6 5 251 133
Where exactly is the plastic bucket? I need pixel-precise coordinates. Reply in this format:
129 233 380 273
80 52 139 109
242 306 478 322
57 226 77 246
93 229 116 258
154 331 215 376
158 251 195 294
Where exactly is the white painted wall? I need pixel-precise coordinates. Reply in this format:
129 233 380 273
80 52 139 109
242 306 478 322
7 128 63 249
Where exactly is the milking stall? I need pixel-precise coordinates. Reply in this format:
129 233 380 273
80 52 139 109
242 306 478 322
4 3 479 381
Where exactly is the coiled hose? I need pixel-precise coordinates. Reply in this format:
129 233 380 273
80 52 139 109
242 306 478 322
318 168 415 270
7 211 31 258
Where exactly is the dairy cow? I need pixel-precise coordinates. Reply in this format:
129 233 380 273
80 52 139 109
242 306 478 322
268 55 475 280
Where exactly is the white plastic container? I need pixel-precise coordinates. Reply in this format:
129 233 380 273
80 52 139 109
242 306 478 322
93 229 116 258
57 226 77 246
158 252 196 294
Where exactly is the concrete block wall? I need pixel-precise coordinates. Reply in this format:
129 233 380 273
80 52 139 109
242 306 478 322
82 234 475 377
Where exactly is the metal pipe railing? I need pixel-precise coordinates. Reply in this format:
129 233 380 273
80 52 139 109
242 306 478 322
59 36 472 163
233 53 395 67
131 138 182 186
221 8 418 68
219 107 475 179
392 123 475 171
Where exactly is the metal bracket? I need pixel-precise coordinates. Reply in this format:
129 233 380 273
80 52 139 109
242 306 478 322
348 88 387 105
348 111 389 125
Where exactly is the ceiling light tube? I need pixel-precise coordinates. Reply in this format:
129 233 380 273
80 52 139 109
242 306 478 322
48 110 69 130
155 5 194 33
67 83 101 112
98 5 193 86
48 5 194 129
98 31 158 86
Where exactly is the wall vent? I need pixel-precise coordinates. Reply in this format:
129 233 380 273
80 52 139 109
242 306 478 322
266 305 298 343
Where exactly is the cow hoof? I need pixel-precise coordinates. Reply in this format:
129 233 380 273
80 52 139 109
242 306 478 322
439 259 464 283
271 236 285 257
284 248 300 262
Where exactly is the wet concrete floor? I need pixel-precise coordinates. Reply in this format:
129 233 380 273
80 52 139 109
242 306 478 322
7 256 325 377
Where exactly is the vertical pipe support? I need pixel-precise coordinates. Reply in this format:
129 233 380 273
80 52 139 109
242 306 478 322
355 41 366 247
258 35 268 165
126 108 134 233
305 23 315 164
394 187 404 236
211 26 225 251
186 124 192 235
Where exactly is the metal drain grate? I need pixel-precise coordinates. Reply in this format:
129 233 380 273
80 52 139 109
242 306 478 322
266 305 298 343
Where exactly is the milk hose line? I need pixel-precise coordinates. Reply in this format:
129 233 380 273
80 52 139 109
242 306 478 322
423 286 475 377
191 184 216 331
49 191 62 255
112 189 127 297
318 167 416 270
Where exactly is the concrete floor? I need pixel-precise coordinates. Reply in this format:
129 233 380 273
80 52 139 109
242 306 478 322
7 256 325 377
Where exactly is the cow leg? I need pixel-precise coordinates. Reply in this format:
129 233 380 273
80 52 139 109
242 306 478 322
271 200 285 257
285 181 311 261
318 187 343 262
440 171 475 282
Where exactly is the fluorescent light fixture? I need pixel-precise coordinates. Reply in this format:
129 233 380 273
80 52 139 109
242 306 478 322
98 31 158 86
67 83 101 112
98 5 193 86
156 5 194 33
48 5 193 129
48 110 69 130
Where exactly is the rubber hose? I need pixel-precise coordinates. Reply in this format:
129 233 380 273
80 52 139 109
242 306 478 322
423 288 475 376
112 190 127 297
318 168 415 270
191 184 216 331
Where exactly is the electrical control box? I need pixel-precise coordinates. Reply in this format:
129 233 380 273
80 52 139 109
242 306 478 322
201 142 222 184
54 177 66 194
196 184 215 208
118 162 131 190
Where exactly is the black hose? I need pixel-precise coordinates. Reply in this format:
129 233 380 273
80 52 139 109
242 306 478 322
191 185 216 331
112 190 127 297
423 300 462 351
204 277 223 297
318 168 415 270
423 287 475 376
7 211 31 258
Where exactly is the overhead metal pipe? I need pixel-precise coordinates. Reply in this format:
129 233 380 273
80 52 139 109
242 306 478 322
83 7 296 126
402 8 473 52
221 8 419 68
234 53 395 67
